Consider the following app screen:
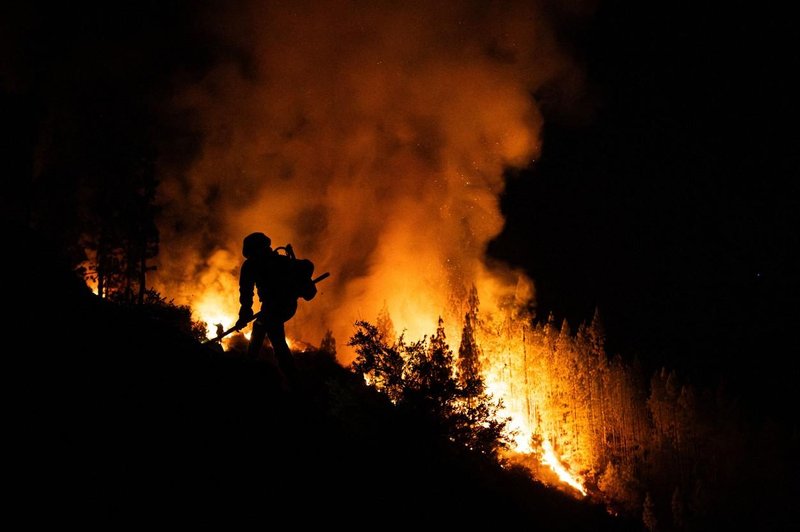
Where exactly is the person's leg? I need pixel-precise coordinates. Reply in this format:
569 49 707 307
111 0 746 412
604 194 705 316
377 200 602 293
247 319 268 359
265 320 298 388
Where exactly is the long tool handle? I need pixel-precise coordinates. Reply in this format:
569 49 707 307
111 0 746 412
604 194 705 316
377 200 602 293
202 271 331 345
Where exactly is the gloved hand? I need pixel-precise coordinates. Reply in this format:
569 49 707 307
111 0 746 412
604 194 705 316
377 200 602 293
235 310 254 331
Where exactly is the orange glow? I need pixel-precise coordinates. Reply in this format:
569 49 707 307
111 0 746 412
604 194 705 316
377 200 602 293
481 318 589 496
79 250 100 296
149 0 593 497
541 439 587 496
84 277 99 296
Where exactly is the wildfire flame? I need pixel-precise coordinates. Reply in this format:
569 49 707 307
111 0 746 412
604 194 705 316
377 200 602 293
85 277 99 296
541 439 587 496
483 336 587 496
194 293 236 341
149 0 589 497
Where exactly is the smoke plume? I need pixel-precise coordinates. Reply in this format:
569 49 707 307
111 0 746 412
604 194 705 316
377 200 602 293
154 0 580 361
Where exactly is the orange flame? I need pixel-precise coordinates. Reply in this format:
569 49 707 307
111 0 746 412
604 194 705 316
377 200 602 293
149 0 590 497
482 328 587 496
85 277 99 296
541 439 587 496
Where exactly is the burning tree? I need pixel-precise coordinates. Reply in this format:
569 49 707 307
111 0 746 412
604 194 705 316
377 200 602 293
346 290 768 530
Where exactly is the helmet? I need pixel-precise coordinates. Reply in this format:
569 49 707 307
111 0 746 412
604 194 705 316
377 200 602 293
242 232 271 259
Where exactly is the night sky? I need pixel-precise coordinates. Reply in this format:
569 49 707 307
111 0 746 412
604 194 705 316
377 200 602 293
4 2 798 412
490 3 799 411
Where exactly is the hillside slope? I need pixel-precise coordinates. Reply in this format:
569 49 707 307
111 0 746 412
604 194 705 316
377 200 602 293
13 228 634 529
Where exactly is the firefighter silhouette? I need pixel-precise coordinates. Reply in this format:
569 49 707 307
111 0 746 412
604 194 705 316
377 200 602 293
235 232 316 387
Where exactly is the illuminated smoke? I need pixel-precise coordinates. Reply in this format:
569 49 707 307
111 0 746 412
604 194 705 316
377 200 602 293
154 0 580 361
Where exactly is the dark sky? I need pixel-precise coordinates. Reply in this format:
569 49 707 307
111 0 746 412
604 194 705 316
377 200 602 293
4 2 797 407
490 2 799 405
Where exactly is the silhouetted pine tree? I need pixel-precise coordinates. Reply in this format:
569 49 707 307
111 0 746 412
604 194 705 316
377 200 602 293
82 138 159 303
349 319 508 459
376 302 396 344
349 321 406 403
319 330 336 358
28 52 161 303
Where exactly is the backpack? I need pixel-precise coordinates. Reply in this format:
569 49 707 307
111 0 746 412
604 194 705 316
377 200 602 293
275 244 317 301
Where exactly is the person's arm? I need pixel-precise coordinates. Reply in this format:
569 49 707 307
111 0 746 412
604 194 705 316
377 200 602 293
235 260 255 329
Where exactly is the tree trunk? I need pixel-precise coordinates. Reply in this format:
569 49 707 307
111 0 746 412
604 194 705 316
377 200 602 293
138 246 146 305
